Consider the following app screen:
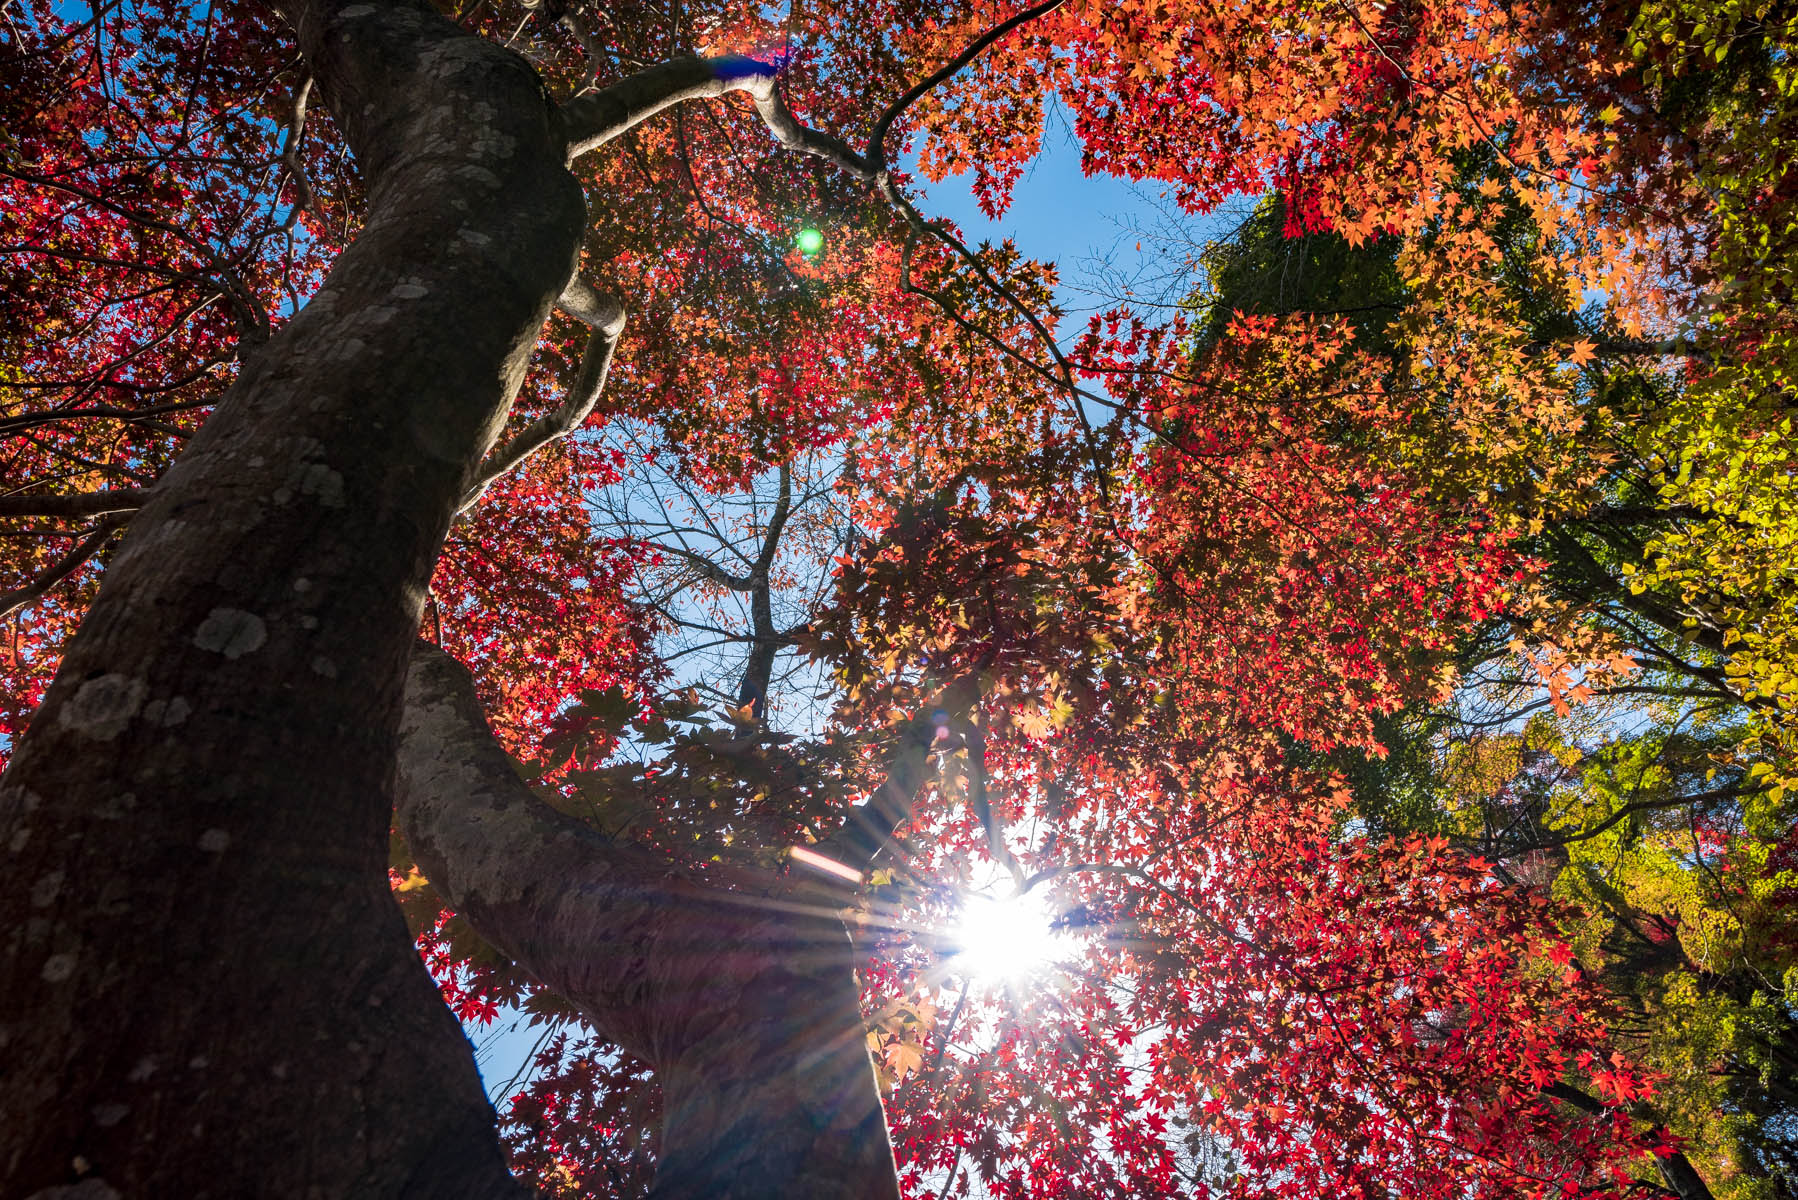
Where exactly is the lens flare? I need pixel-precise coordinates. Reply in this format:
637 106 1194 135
954 889 1068 983
795 227 824 255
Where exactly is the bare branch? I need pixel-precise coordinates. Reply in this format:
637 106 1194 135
460 277 626 510
278 75 319 222
864 0 1069 170
736 465 793 722
0 514 130 619
559 51 880 177
745 82 876 180
0 489 151 520
657 543 756 591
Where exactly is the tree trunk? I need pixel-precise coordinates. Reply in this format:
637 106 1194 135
396 643 904 1199
1547 1084 1717 1200
0 0 584 1194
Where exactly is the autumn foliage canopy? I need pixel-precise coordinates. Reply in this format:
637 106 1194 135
3 0 1794 1192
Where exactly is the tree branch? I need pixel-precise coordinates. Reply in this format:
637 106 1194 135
558 50 887 182
962 711 1025 886
657 542 757 590
396 643 900 1197
0 395 221 439
460 277 626 510
863 0 1068 169
1545 1083 1715 1200
0 489 152 519
0 514 129 619
278 74 319 222
1494 780 1766 855
817 672 986 872
737 465 792 721
396 641 681 1053
746 79 877 179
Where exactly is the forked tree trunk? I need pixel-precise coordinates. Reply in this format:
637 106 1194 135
396 644 903 1199
0 0 584 1193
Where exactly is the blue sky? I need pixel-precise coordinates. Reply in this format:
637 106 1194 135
906 110 1229 332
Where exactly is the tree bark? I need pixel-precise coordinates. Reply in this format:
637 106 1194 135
1546 1083 1717 1200
395 642 904 1198
0 0 584 1194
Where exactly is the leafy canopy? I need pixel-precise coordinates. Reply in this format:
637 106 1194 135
5 0 1796 1194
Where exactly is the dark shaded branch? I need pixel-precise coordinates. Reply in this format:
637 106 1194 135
0 489 152 519
1546 1084 1715 1200
864 0 1069 169
558 11 606 88
737 466 793 720
1545 528 1732 663
1523 335 1713 365
963 711 1024 885
0 514 129 619
0 165 270 341
1572 504 1706 527
1493 780 1767 855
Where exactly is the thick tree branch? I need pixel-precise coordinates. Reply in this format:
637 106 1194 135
1545 1083 1715 1200
0 489 152 519
560 52 887 181
559 57 746 157
558 54 871 175
819 673 986 872
397 641 674 1049
396 642 900 1197
1546 527 1733 663
461 277 626 509
746 80 877 179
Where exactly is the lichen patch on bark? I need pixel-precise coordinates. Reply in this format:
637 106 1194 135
192 608 268 659
55 675 148 741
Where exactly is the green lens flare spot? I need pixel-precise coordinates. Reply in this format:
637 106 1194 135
795 227 824 255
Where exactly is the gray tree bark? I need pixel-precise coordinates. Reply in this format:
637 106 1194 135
0 1 919 1194
0 0 583 1193
396 643 904 1199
